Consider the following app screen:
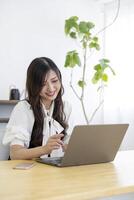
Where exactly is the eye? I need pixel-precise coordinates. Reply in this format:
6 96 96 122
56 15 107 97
52 79 58 83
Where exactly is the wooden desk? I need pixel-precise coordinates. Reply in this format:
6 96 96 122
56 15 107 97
0 150 134 200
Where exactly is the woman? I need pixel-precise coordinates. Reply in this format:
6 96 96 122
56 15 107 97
3 57 73 160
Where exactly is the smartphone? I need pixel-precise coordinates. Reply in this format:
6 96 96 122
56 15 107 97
13 162 35 170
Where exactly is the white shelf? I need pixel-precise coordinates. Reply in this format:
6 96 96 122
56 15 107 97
0 100 19 105
0 100 18 124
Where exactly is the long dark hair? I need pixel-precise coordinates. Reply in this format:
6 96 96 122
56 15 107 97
26 57 67 148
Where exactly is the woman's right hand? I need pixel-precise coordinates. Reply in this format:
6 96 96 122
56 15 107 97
43 133 64 155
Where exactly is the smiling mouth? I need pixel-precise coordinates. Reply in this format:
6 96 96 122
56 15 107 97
45 92 56 97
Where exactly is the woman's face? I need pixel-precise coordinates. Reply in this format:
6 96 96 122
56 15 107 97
40 70 61 107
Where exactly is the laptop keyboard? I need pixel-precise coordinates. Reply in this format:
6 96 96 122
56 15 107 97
43 157 63 165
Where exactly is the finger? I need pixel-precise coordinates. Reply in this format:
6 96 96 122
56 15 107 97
50 134 64 139
50 142 61 149
53 141 63 147
53 146 61 150
49 138 64 145
57 139 64 145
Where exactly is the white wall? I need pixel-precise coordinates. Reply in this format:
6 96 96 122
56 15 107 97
0 0 104 124
104 0 134 150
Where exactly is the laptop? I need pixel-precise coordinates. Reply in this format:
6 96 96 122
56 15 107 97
36 124 129 167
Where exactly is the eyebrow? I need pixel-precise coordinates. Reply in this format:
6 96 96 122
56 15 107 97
50 76 58 80
44 76 58 83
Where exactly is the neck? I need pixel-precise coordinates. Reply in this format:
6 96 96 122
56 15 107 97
41 99 52 110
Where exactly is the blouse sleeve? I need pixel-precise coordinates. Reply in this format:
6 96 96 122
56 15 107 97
2 101 34 148
63 101 74 144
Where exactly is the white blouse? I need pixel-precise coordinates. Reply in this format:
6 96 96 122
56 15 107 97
3 100 74 157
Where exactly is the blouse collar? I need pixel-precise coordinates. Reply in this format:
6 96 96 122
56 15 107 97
41 100 54 118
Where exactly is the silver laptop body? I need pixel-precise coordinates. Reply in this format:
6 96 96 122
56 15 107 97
36 124 129 167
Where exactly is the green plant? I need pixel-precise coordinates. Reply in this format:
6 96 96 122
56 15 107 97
64 16 115 124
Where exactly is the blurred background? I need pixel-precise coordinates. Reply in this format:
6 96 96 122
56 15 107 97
0 0 134 155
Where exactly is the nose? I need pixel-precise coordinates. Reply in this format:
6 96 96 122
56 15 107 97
47 83 54 92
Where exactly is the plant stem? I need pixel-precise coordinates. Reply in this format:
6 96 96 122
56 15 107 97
81 99 89 124
81 47 87 100
70 69 80 100
80 46 89 124
88 100 104 124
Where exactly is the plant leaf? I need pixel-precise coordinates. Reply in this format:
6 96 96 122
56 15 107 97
78 80 86 88
95 43 100 50
70 32 77 39
79 22 89 34
64 54 71 67
94 64 101 71
99 58 110 64
102 73 108 82
87 22 95 29
89 42 95 48
92 76 98 84
89 42 100 50
92 36 98 42
64 50 81 68
73 52 81 66
92 71 102 84
65 16 79 35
